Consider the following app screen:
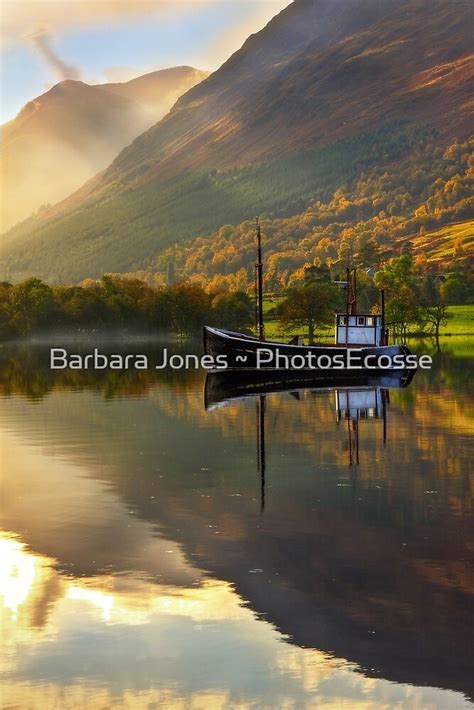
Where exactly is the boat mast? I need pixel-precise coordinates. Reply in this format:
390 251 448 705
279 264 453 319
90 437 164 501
381 288 387 345
345 267 350 345
255 217 265 341
348 268 357 315
256 394 266 512
344 267 357 346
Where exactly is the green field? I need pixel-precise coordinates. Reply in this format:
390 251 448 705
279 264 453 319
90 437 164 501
440 305 474 335
260 301 474 342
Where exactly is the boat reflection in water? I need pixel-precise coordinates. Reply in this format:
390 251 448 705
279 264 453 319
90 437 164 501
335 385 389 467
205 369 415 507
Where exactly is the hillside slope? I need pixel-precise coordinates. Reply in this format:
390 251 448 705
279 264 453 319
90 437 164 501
146 135 472 292
1 0 472 282
0 67 208 232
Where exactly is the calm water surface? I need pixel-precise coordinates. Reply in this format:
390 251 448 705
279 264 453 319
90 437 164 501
0 340 473 709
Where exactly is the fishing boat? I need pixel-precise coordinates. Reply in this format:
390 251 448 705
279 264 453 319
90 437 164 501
204 218 412 371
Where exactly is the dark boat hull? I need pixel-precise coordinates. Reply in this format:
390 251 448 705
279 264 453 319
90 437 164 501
203 326 412 370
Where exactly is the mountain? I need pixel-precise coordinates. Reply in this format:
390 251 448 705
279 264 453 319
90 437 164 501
1 0 472 282
0 67 208 232
98 66 208 114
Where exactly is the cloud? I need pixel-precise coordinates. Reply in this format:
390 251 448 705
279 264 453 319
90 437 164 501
0 2 210 88
1 2 291 47
1 1 212 45
30 27 82 81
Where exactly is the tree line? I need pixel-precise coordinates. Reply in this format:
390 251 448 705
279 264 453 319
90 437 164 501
0 276 254 339
1 253 471 342
273 257 472 343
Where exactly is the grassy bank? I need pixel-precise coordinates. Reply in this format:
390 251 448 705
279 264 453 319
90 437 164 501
261 301 474 342
439 305 474 335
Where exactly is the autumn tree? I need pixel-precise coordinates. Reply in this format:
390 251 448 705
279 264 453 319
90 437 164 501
8 278 55 334
0 282 13 337
337 228 356 267
169 283 211 336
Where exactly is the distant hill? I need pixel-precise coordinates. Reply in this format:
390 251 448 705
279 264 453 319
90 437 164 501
0 67 208 232
98 67 208 114
1 0 472 282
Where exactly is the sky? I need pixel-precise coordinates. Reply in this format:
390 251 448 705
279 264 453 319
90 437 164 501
0 0 292 123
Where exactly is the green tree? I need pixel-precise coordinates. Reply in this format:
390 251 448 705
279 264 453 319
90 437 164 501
211 291 254 332
279 282 342 344
303 264 331 285
441 275 469 305
374 253 418 291
355 233 381 269
170 283 211 336
374 255 420 338
384 285 421 339
419 275 448 341
150 288 174 330
355 269 380 312
54 285 107 325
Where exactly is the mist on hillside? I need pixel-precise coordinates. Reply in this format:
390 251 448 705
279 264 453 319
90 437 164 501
0 67 208 233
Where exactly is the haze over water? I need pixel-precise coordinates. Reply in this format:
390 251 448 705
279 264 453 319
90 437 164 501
0 340 473 709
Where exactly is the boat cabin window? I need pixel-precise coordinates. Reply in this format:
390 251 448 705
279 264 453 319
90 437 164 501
337 314 377 328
